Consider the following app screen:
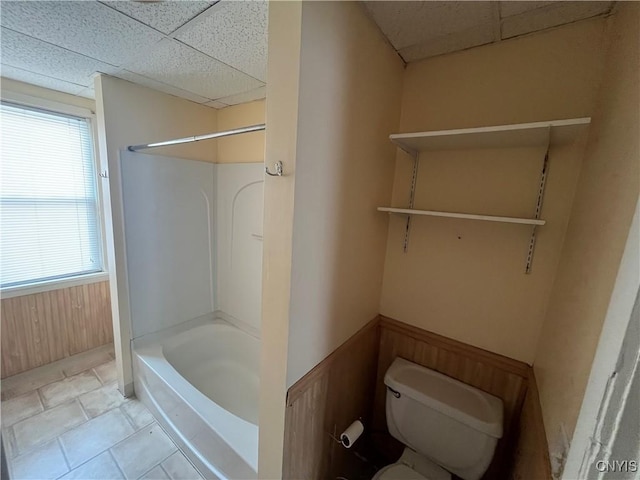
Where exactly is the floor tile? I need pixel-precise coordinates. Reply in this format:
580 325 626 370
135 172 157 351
1 390 43 427
79 382 129 418
111 423 177 479
39 371 102 409
59 451 124 480
1 364 64 401
10 439 69 480
13 401 86 453
94 360 117 384
59 408 134 468
140 465 170 480
61 346 114 377
2 427 18 459
162 451 203 480
121 400 155 430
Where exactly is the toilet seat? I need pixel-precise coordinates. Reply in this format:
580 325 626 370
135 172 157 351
372 463 429 480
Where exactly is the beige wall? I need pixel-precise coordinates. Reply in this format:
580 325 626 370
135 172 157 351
217 99 265 163
286 1 404 387
534 4 640 472
94 75 218 395
259 1 403 475
258 2 302 478
379 18 608 364
95 76 217 163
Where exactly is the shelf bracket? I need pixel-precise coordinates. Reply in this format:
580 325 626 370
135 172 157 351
403 150 419 253
525 133 551 273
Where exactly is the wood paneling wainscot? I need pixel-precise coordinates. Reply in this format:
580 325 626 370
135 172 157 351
283 317 380 480
1 281 113 379
282 315 551 479
509 369 553 480
373 316 531 480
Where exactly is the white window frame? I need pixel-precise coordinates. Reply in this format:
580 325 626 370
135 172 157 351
0 90 109 299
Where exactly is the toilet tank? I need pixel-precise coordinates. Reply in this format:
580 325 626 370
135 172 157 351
384 358 503 480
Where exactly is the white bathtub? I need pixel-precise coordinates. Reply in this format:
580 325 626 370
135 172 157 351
133 316 259 480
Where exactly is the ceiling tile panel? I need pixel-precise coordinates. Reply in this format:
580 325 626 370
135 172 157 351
364 1 493 50
125 38 263 100
399 23 495 62
0 27 116 87
0 1 165 66
114 70 212 104
0 64 86 96
215 85 266 105
204 100 229 109
100 1 214 35
176 0 268 81
502 1 613 39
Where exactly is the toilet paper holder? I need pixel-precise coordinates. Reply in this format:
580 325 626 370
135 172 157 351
331 419 364 449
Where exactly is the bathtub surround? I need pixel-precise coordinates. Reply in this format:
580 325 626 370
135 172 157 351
215 163 264 334
1 344 202 480
119 151 216 338
94 76 265 396
117 152 264 339
95 75 219 396
114 149 263 477
1 282 113 379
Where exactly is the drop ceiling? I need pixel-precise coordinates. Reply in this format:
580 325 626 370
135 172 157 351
0 1 614 109
364 1 614 62
0 0 267 109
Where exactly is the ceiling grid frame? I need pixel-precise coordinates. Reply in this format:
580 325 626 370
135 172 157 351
0 0 268 108
1 1 615 108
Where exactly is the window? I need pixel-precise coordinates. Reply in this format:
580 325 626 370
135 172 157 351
1 102 103 288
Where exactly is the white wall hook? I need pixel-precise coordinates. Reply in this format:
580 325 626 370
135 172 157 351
265 161 283 177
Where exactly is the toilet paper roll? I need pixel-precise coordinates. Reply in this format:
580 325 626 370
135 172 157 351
340 420 364 448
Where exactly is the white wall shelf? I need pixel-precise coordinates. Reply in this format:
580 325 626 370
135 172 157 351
383 117 592 273
389 117 591 155
377 207 546 226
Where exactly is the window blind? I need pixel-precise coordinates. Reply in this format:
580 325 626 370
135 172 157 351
0 102 103 288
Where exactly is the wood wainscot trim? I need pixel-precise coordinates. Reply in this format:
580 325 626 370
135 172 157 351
283 315 381 480
286 315 381 406
379 315 530 378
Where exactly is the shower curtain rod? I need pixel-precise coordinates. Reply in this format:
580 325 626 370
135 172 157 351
127 123 266 152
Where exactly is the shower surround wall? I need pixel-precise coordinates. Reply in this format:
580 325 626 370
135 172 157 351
117 150 263 478
95 75 219 396
119 151 263 338
215 163 264 334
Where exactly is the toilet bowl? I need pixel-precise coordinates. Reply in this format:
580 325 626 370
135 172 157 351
372 358 504 480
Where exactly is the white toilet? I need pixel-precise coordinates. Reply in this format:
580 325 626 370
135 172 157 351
373 357 504 480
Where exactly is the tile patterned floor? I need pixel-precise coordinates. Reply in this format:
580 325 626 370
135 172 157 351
1 345 204 480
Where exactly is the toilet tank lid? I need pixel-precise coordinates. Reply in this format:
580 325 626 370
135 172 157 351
384 357 504 438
